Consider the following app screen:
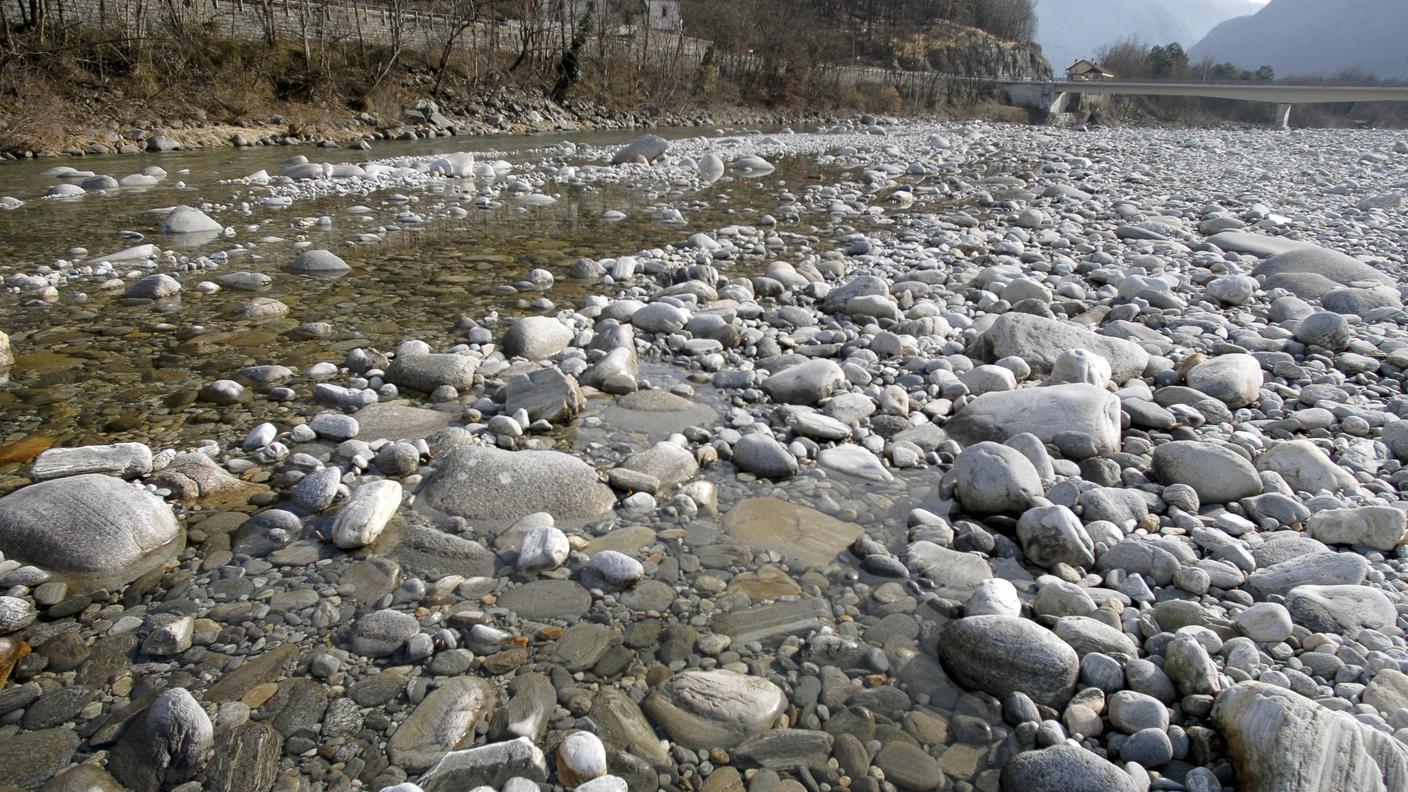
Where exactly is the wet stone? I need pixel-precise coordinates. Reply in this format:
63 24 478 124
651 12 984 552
22 684 92 729
0 727 80 788
498 579 592 620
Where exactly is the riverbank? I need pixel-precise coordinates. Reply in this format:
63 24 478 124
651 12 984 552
0 120 1405 792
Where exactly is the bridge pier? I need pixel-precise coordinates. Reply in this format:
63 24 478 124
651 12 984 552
1275 103 1293 129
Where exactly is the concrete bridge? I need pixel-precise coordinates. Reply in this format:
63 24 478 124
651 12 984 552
1002 79 1408 128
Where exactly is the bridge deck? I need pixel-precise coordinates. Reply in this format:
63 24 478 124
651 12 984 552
1014 80 1408 105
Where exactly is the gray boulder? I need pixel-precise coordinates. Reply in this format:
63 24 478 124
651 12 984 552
642 670 785 750
502 317 574 360
418 738 548 792
386 352 479 393
161 205 222 234
421 445 615 523
1251 247 1393 288
1151 441 1262 504
387 677 495 771
946 383 1121 460
762 359 846 406
1257 440 1356 493
970 312 1149 383
732 434 798 478
504 368 584 423
0 474 180 588
1186 354 1262 408
954 442 1042 515
1306 506 1405 551
610 134 670 165
1286 584 1400 635
999 744 1139 792
350 609 419 657
1248 552 1369 598
937 615 1079 708
1016 505 1095 569
1295 312 1351 351
30 442 153 482
108 688 213 792
124 273 181 299
287 249 351 274
1212 681 1408 792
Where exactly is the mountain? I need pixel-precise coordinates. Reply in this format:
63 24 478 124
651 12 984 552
1035 0 1262 63
1189 0 1408 78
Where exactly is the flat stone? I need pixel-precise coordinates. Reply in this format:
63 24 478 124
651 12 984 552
714 598 832 645
643 670 786 750
998 744 1139 792
498 579 591 620
351 401 453 441
937 615 1079 708
723 497 862 568
0 728 80 788
418 737 548 792
388 677 495 771
875 741 943 790
421 445 615 523
390 525 496 580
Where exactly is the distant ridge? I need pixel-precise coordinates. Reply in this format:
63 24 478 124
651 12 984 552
1190 0 1408 79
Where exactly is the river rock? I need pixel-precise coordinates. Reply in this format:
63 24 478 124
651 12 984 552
557 731 609 786
1257 440 1356 493
1285 584 1400 635
505 367 584 423
970 312 1149 382
124 273 181 299
1306 506 1406 550
1017 505 1095 569
331 479 402 549
1251 247 1394 288
422 445 615 522
723 497 862 567
108 688 214 792
350 609 419 657
0 474 180 588
30 442 152 482
149 452 266 505
999 744 1139 792
937 615 1079 708
418 737 548 792
161 205 222 234
732 433 798 478
1185 354 1262 408
1249 552 1368 597
1151 440 1262 503
946 383 1121 460
761 359 847 405
502 316 573 360
288 249 350 274
954 442 1043 514
388 677 495 771
644 670 785 750
610 134 669 164
0 596 35 634
1212 681 1408 792
386 352 479 393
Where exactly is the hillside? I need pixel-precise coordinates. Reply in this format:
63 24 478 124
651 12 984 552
1189 0 1408 78
1035 0 1261 62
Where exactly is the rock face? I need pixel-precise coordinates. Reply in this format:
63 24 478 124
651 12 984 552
1151 441 1262 503
643 670 787 749
387 677 495 771
970 313 1149 383
421 445 615 522
0 474 181 588
1212 681 1408 792
937 615 1079 708
945 383 1122 460
108 688 214 792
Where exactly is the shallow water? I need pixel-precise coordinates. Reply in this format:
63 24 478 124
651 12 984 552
0 128 828 466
